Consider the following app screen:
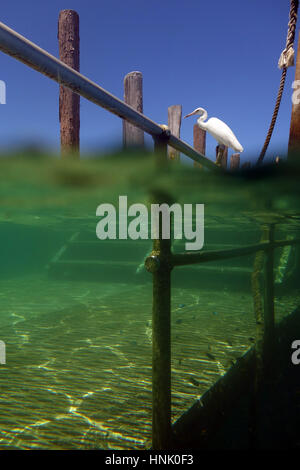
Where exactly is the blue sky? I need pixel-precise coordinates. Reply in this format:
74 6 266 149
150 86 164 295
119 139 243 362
0 0 297 164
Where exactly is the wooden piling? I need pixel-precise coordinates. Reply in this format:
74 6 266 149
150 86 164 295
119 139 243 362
58 10 80 157
123 71 144 148
216 145 228 168
230 153 240 170
167 105 182 161
242 161 251 169
193 125 206 169
288 32 300 158
151 234 172 450
150 135 172 450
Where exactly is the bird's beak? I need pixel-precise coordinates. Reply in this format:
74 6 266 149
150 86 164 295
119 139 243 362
184 111 196 119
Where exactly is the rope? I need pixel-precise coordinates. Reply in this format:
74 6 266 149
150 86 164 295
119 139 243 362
257 0 299 165
278 0 299 69
257 68 288 164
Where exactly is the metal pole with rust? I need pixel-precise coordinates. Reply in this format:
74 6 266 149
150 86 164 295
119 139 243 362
288 31 300 158
146 129 172 450
58 10 80 157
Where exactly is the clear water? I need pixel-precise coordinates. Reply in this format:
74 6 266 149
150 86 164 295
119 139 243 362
0 151 299 449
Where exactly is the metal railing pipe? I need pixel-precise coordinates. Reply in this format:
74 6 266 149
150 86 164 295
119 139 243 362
170 238 300 268
171 242 270 268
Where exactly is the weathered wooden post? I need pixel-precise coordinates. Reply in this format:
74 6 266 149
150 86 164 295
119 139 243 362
58 10 80 157
167 105 182 161
288 32 300 158
242 161 251 169
230 153 240 170
193 125 206 169
123 71 144 148
216 145 228 168
146 128 172 450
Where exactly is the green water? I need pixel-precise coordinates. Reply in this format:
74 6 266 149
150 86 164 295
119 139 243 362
0 151 299 449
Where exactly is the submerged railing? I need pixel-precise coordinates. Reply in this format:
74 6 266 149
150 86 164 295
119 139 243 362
144 166 300 449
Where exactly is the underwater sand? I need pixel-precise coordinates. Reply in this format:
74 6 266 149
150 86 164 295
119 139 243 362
0 275 299 449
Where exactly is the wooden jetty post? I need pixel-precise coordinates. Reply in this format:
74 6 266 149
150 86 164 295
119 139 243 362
230 153 240 170
146 130 172 450
216 144 228 168
167 105 182 161
58 10 80 157
288 32 300 158
242 161 251 169
123 71 144 148
150 223 172 450
193 125 206 169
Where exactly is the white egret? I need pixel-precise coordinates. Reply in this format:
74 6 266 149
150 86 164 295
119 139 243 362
184 107 244 153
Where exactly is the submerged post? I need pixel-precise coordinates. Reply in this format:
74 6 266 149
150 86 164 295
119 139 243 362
249 230 265 448
123 71 144 148
288 32 300 158
167 105 182 161
193 125 206 169
249 224 275 447
263 224 275 360
148 131 172 449
58 10 80 157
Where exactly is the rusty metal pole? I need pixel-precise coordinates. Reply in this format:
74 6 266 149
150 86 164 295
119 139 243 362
146 130 172 450
167 105 182 161
58 10 80 157
123 71 144 148
193 125 206 169
288 32 300 158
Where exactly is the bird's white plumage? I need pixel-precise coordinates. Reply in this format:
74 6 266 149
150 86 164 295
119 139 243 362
184 107 243 153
